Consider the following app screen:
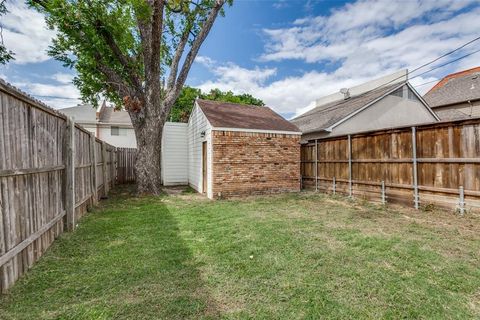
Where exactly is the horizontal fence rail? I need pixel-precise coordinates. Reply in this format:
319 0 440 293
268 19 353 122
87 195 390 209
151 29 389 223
0 80 136 292
301 118 480 213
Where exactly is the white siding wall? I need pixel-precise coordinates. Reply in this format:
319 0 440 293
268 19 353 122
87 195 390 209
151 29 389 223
332 94 437 136
187 103 213 198
98 126 137 148
161 122 188 186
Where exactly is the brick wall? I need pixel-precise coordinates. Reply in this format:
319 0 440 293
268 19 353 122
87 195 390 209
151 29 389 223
211 130 301 198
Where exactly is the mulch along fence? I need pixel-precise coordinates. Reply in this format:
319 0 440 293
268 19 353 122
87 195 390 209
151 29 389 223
0 80 136 292
301 118 480 212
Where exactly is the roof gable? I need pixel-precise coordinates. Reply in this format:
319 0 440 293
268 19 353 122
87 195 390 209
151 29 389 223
292 82 437 134
292 83 403 134
196 99 300 132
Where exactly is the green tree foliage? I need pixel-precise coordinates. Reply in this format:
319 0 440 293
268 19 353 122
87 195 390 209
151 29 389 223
170 86 265 122
0 0 14 65
29 0 230 194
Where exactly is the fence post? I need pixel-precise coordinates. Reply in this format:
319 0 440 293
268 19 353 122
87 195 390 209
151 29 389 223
411 127 419 210
333 177 336 195
114 147 118 186
459 186 465 215
348 135 352 198
381 180 386 205
315 140 318 192
102 141 109 196
89 133 98 205
65 118 76 231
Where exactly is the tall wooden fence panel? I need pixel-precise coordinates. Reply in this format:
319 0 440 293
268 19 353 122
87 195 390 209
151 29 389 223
116 148 137 184
0 80 133 292
301 118 480 212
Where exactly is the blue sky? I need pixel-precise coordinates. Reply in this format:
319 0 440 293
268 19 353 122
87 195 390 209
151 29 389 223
1 0 480 118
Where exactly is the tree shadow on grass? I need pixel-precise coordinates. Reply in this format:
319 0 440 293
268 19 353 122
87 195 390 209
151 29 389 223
0 186 219 320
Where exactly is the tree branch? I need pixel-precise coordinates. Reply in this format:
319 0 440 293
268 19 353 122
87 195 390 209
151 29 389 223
166 28 189 91
92 19 143 91
149 0 164 79
164 0 225 112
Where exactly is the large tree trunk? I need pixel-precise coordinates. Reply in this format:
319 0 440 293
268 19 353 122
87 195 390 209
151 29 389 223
132 98 166 195
135 124 163 195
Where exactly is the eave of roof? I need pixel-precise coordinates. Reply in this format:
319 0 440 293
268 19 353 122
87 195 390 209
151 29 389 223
196 99 301 133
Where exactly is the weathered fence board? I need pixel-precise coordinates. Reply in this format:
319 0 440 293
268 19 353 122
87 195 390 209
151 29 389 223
116 148 136 184
301 118 480 212
0 80 136 293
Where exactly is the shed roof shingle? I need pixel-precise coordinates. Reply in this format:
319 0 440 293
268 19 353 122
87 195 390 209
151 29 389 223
197 99 300 132
291 82 402 134
424 67 480 108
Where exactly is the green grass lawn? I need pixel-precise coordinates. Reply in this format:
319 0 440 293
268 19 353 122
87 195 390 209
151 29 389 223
1 186 479 319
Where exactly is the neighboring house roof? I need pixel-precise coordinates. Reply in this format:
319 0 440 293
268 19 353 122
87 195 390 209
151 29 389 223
424 66 480 108
59 104 97 123
98 106 133 125
433 108 472 121
196 99 300 132
291 82 405 134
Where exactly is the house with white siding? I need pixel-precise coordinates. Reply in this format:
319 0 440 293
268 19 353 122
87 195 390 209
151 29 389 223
59 103 137 148
292 70 440 142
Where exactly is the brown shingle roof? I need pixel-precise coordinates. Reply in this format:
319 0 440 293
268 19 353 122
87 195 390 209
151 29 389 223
197 99 300 132
424 67 480 108
291 82 403 134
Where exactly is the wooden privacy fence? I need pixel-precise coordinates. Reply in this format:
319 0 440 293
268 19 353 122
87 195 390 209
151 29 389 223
301 118 480 212
116 148 136 184
0 80 135 293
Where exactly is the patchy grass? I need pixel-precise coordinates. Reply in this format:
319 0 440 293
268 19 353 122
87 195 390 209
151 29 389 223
1 186 479 319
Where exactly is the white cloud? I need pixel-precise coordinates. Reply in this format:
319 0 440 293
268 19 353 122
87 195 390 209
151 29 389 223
196 0 480 117
196 59 387 117
51 72 75 84
195 56 215 68
11 80 81 109
2 2 55 64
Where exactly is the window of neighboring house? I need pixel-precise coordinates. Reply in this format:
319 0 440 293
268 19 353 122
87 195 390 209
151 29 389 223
111 126 127 136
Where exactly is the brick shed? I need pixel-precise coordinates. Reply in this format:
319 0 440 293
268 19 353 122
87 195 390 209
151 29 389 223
182 99 301 199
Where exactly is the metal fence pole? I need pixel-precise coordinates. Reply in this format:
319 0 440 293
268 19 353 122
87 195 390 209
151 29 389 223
459 186 465 215
381 180 386 205
411 127 419 209
348 135 353 198
315 140 318 192
333 177 336 195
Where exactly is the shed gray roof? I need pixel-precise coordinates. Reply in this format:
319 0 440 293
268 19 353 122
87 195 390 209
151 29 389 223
197 99 300 132
291 82 403 134
424 67 480 108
